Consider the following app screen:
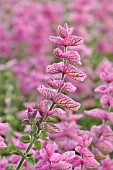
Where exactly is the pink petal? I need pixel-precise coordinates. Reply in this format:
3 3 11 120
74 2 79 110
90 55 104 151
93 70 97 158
51 161 72 170
37 85 57 101
54 48 64 59
64 36 83 46
46 142 58 156
96 139 113 154
58 25 68 38
49 36 64 46
68 27 74 36
46 62 64 74
94 85 108 94
100 95 113 108
64 64 86 81
65 51 81 65
35 160 50 170
0 123 8 131
83 157 100 168
41 122 62 134
0 141 7 149
92 148 105 160
48 108 65 118
61 82 76 93
40 148 48 160
53 93 81 111
107 112 113 124
50 153 61 162
84 109 108 121
47 78 64 90
61 151 75 161
38 100 50 116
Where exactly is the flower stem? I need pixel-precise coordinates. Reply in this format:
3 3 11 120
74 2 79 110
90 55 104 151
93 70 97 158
16 137 35 170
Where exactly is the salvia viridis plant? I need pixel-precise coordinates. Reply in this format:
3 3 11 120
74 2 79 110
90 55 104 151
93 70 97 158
1 22 113 170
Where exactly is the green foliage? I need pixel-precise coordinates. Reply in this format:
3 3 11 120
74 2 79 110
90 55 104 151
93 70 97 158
34 140 42 150
26 154 35 167
20 136 31 144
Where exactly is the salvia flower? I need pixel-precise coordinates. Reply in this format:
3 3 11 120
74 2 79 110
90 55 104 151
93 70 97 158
74 135 100 169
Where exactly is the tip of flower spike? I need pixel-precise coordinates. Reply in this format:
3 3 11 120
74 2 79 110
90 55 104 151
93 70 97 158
78 61 82 65
37 85 45 90
64 23 68 30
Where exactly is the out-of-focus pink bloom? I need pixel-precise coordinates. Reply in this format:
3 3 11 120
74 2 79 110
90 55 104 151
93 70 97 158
0 118 8 150
99 156 113 170
0 136 7 149
100 68 113 83
100 94 113 108
94 85 108 94
84 109 108 121
35 141 75 170
74 135 100 169
97 59 112 75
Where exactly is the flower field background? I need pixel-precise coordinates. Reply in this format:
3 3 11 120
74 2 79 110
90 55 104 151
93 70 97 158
0 0 113 169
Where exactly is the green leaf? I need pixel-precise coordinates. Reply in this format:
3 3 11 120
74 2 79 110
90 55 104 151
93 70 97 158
39 133 48 140
34 141 42 150
26 154 35 167
23 130 31 134
11 149 23 156
5 166 15 170
20 136 31 143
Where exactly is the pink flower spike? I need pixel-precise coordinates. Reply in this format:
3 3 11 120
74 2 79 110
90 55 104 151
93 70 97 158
64 64 86 81
53 93 81 111
37 85 57 101
58 25 68 38
46 62 64 74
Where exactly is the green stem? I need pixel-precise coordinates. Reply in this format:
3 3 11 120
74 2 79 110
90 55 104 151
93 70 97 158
16 46 67 170
16 137 35 170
